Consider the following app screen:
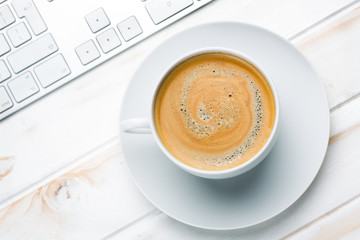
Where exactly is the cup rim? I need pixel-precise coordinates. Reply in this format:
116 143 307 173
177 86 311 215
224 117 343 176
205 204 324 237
150 47 280 177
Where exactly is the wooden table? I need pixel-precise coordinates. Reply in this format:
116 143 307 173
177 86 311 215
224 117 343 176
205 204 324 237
1 0 360 239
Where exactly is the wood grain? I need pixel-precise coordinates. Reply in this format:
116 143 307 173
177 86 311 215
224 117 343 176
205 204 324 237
0 157 15 181
329 121 360 144
0 141 153 239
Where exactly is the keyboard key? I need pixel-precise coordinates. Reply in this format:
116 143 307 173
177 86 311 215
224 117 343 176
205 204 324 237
0 86 13 113
96 28 121 53
85 8 110 33
146 0 193 25
8 72 39 102
0 5 15 30
7 33 58 73
34 54 71 88
117 16 143 42
12 0 47 35
75 40 100 65
7 22 32 47
0 33 11 56
8 71 39 102
0 60 11 82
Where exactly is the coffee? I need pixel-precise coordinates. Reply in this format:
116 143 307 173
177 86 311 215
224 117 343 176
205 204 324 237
154 52 276 171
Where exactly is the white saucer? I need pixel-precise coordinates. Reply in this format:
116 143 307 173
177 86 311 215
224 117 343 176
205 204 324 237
119 22 329 230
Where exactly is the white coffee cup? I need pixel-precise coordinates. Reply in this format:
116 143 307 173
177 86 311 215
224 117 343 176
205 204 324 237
120 48 279 179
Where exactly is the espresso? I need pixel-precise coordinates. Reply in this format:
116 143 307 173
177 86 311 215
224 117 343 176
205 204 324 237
154 52 276 171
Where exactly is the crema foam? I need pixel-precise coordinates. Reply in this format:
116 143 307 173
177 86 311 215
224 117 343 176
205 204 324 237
154 52 276 171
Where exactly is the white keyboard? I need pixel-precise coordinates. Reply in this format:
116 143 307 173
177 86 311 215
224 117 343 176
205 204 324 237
0 0 213 120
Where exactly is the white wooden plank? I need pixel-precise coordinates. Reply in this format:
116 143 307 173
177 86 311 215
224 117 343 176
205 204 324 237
105 97 360 239
0 0 355 210
284 195 360 240
0 140 154 240
295 5 360 109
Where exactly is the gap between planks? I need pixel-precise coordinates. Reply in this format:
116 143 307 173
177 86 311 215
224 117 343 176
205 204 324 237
288 0 360 42
102 209 162 240
330 91 360 113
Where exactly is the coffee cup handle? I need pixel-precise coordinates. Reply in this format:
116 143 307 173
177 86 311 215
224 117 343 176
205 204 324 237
120 118 152 134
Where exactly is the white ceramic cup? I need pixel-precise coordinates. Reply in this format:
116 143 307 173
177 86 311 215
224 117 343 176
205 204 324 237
120 48 279 179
